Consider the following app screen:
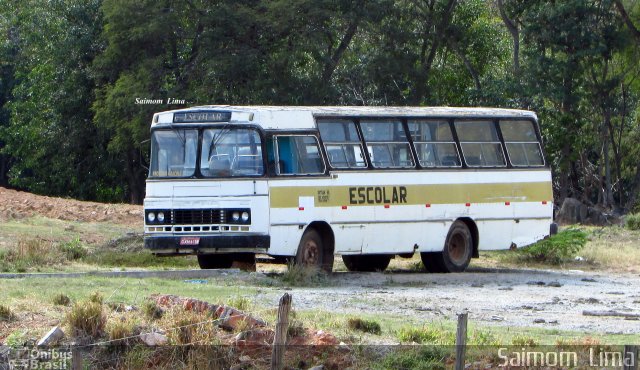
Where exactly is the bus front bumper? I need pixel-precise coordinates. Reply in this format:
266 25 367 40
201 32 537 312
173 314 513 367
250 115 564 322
144 234 270 255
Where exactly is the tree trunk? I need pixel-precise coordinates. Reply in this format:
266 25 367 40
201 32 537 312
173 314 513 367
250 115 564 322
0 154 8 187
496 0 520 77
125 148 145 204
411 0 457 104
448 38 481 91
614 0 640 44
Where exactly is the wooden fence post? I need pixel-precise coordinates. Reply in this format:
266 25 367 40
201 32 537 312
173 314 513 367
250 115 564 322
455 312 468 370
71 347 82 370
623 345 638 370
271 293 292 370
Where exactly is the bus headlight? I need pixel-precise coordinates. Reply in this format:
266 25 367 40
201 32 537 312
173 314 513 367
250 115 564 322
232 212 240 221
157 212 165 223
147 212 156 223
241 211 249 222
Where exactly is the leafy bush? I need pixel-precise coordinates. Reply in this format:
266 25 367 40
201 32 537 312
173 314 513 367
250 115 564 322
347 318 382 335
625 213 640 230
66 300 106 337
519 229 587 264
58 238 87 260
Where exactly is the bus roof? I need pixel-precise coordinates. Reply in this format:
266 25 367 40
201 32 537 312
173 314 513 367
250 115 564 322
153 106 538 130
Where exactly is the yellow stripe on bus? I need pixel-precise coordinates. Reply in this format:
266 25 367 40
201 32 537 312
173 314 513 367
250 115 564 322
269 182 552 208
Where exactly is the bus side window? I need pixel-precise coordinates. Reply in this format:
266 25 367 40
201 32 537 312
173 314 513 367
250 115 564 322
499 120 545 167
275 135 325 175
408 120 461 167
360 120 415 168
317 120 367 169
454 120 506 167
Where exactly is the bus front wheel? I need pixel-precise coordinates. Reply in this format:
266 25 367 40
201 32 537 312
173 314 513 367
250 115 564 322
421 221 473 273
197 254 234 269
295 229 333 272
342 254 391 272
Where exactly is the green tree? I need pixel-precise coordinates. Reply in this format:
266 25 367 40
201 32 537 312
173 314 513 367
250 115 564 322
1 0 115 200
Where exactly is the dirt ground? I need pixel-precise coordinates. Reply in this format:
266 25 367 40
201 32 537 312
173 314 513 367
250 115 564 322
0 187 142 225
252 267 640 337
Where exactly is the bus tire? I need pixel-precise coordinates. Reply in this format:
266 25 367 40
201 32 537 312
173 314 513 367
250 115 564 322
342 254 391 272
233 253 256 271
420 252 446 273
295 229 332 272
197 254 234 269
443 221 473 272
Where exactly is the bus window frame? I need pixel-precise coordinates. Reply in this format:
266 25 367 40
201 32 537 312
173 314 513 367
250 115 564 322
453 119 508 168
148 123 269 180
358 118 416 169
406 119 463 168
316 119 368 170
498 119 546 167
270 132 328 177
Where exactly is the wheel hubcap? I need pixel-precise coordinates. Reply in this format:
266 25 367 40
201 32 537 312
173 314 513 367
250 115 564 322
448 233 467 265
302 240 320 265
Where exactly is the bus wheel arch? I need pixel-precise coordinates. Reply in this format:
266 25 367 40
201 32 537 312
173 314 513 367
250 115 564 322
296 222 335 272
421 218 475 273
457 217 479 258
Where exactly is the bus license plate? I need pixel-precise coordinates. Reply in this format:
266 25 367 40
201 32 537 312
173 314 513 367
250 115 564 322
180 237 200 246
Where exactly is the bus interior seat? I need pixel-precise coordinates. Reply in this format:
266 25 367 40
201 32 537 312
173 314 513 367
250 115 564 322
209 155 231 175
234 155 262 174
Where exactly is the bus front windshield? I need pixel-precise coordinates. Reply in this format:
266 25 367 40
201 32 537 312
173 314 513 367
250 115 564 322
150 130 198 177
150 128 264 178
201 128 263 177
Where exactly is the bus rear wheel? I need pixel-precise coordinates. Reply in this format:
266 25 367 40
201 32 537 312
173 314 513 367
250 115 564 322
421 221 473 273
342 254 391 272
197 254 234 269
295 229 333 272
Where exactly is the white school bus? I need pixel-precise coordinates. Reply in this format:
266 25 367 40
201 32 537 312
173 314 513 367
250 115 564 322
143 106 555 272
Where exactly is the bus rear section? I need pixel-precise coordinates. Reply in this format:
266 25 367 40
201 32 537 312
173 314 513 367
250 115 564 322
143 111 270 269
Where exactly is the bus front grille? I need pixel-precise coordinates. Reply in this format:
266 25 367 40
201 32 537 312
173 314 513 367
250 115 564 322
173 209 225 225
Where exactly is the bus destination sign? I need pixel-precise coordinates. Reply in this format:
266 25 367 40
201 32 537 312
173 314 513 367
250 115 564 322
173 111 232 123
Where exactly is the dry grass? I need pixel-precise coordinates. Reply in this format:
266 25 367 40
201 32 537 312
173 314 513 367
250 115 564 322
578 226 640 273
106 316 138 346
88 291 104 305
51 293 71 306
512 334 539 346
164 308 218 345
280 262 328 286
227 296 250 311
0 305 14 321
142 300 163 321
66 300 106 338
